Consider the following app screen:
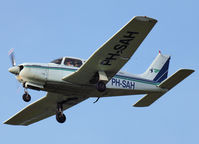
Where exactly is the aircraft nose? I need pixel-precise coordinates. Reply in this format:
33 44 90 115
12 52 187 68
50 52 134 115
8 66 20 75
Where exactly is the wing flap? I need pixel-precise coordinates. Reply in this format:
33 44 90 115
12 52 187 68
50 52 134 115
63 16 157 85
4 92 87 126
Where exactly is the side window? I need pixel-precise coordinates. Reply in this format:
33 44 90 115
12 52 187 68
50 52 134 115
64 59 73 67
51 58 62 64
64 58 82 67
74 60 82 67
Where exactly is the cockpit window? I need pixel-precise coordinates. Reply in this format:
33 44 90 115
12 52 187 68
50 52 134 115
51 58 62 64
64 58 82 67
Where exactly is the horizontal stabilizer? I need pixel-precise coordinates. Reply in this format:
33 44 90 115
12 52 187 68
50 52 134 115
158 69 194 90
133 69 194 107
133 93 164 107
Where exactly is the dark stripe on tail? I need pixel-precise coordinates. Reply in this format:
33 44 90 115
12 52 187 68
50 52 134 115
153 57 170 82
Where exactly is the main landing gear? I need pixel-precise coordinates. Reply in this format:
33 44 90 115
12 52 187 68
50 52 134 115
56 103 66 123
96 81 106 92
94 71 108 92
22 90 31 102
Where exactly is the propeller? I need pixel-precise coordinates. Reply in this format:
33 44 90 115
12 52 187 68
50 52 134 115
8 48 23 92
8 48 16 66
8 48 21 75
8 49 23 80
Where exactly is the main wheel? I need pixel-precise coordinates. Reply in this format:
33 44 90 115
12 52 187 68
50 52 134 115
96 81 106 92
22 93 31 102
56 112 66 123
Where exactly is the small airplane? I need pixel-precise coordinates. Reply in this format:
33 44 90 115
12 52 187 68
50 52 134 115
4 16 194 126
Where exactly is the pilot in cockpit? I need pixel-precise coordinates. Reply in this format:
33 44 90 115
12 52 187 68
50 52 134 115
66 61 72 66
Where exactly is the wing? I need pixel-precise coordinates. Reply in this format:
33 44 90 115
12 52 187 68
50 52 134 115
63 16 157 85
4 92 87 126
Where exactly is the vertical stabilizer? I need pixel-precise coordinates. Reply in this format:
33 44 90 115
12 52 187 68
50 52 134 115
141 52 171 82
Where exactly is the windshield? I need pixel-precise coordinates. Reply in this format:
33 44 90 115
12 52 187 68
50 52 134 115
64 58 82 67
51 58 62 64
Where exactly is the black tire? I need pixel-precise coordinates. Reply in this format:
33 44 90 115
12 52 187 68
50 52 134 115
56 112 66 123
96 81 106 92
22 93 31 102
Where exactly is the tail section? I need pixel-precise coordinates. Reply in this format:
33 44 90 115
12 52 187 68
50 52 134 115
141 52 171 82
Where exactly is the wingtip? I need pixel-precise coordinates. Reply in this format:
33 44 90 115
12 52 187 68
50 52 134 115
134 16 158 23
133 101 151 107
179 69 195 74
3 119 9 125
3 119 23 126
3 120 27 126
188 69 195 73
3 121 13 126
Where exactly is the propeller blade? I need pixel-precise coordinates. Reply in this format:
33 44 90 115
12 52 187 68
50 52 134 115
8 48 16 66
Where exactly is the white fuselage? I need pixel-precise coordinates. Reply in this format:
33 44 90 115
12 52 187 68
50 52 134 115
18 62 165 98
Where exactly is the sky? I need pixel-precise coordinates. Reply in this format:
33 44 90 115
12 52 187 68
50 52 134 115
0 0 198 143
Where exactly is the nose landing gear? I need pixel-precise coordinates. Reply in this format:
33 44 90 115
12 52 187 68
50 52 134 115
56 103 66 123
22 90 31 102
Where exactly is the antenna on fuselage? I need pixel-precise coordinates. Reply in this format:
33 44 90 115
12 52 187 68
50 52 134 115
93 97 100 103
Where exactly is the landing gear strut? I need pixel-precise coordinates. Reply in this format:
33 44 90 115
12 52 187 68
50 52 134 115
56 103 66 123
22 90 31 102
96 81 106 92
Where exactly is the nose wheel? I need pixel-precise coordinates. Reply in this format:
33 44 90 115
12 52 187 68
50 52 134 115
56 104 66 123
22 91 31 102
